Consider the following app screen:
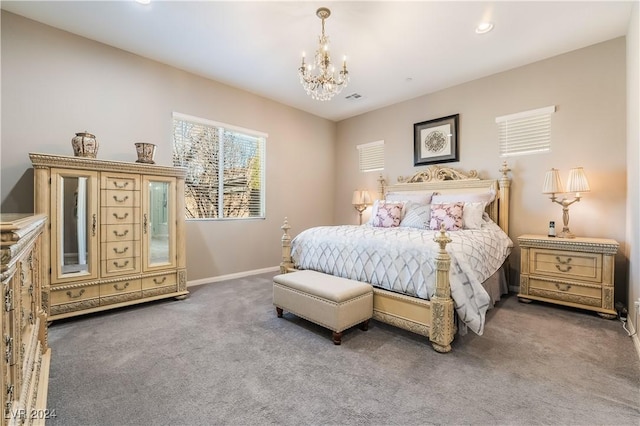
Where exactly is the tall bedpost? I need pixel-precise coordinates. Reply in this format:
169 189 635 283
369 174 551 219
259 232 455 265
430 225 455 353
498 161 511 235
280 218 294 273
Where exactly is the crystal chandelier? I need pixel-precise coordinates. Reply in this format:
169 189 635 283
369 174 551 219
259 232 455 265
298 7 350 101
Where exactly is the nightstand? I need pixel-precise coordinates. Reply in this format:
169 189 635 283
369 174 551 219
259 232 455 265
518 234 619 319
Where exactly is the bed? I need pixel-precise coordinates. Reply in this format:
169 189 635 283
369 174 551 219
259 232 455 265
279 162 512 353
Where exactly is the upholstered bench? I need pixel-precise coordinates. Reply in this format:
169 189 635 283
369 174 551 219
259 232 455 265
273 270 373 345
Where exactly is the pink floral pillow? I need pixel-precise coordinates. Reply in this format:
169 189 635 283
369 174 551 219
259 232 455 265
372 201 404 228
429 202 464 231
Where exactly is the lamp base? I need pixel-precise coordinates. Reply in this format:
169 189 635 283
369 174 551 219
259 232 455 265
557 228 575 239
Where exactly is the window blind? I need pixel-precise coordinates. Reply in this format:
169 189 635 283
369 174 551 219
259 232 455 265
496 106 555 157
172 113 266 220
357 140 384 172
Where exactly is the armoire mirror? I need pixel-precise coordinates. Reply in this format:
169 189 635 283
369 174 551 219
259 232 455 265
60 176 91 275
147 181 170 265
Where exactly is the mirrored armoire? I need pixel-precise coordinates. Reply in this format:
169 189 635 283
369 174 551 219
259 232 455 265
29 153 188 321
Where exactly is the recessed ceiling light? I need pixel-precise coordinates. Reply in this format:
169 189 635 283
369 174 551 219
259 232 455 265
475 22 494 34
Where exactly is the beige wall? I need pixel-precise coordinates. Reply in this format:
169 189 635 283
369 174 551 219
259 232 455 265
336 38 628 300
626 4 639 335
0 12 336 281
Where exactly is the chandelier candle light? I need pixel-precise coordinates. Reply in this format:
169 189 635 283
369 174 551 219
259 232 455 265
542 167 591 238
299 7 350 101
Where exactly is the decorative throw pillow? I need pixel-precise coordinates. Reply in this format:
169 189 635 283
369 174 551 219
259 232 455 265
462 202 486 229
429 202 464 231
400 202 432 229
372 201 405 228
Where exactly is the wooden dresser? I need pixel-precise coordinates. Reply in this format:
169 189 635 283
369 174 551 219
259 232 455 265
1 214 50 425
30 153 188 321
518 234 619 318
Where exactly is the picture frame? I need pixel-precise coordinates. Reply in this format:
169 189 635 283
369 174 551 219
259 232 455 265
413 114 459 166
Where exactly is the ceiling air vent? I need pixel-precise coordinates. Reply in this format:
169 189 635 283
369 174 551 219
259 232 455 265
345 93 363 100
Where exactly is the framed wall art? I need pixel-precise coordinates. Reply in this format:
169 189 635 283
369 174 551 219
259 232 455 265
413 114 459 166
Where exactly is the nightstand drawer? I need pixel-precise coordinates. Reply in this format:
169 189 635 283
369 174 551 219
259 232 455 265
528 277 602 307
530 248 602 283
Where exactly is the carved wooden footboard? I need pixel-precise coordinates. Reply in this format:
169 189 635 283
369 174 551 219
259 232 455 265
279 162 511 353
280 219 456 352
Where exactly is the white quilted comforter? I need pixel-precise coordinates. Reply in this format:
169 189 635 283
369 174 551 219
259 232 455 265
290 219 513 335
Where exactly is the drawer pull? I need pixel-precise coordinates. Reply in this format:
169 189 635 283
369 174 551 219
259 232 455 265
66 289 86 299
92 213 97 236
153 277 167 285
113 195 129 203
113 181 129 189
555 256 573 273
143 214 148 234
554 283 572 292
113 260 130 268
113 229 129 238
113 282 130 291
112 212 129 220
113 246 129 255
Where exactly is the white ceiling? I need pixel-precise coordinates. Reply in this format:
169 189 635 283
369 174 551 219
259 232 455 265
2 1 634 122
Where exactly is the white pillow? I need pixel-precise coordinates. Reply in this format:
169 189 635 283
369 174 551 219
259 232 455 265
431 190 496 205
385 191 434 204
462 202 486 229
400 202 432 229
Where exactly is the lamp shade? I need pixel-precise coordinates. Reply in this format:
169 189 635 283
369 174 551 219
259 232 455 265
352 190 371 205
542 168 564 194
566 167 590 193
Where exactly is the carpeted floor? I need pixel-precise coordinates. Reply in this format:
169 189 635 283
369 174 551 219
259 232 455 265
46 272 639 425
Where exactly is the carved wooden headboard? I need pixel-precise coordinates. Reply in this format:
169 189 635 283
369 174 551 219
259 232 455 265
378 162 511 234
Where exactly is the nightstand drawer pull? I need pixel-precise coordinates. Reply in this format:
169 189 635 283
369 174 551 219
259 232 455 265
554 283 572 292
555 256 573 273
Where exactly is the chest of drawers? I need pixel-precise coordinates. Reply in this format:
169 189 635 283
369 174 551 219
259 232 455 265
518 234 619 318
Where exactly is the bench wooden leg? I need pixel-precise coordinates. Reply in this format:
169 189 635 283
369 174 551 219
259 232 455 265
276 307 283 318
332 331 342 345
359 319 370 331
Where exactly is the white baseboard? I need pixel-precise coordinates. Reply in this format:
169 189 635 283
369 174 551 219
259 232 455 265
187 266 280 287
629 319 640 362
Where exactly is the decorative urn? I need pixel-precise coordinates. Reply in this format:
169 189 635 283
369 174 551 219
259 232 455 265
71 132 98 158
135 142 156 164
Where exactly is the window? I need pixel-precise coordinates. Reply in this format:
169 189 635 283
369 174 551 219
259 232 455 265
172 112 267 220
357 140 384 172
496 106 556 157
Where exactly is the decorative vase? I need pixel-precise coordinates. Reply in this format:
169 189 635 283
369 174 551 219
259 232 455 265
135 143 156 164
71 132 98 158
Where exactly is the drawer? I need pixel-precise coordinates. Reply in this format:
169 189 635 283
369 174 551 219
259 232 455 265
101 173 139 191
102 224 140 243
529 248 602 283
528 277 601 307
103 207 140 225
102 241 140 260
142 273 177 290
51 284 100 305
100 278 142 297
101 189 140 208
101 256 140 276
